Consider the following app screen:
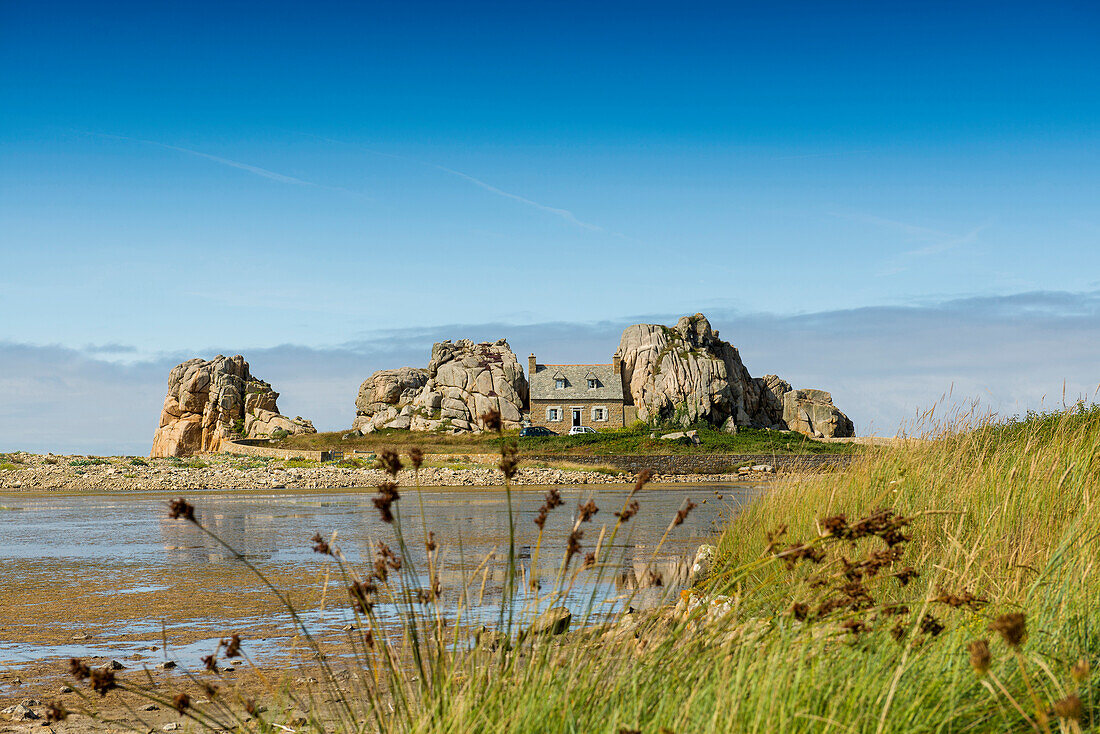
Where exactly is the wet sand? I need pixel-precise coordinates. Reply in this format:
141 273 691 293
0 484 754 731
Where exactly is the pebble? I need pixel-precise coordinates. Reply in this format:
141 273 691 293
155 661 176 670
142 704 159 711
59 686 73 694
162 723 180 731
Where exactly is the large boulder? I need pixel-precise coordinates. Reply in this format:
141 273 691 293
352 367 429 433
617 314 770 428
616 314 855 437
410 339 528 432
353 339 528 433
781 389 854 438
150 355 316 457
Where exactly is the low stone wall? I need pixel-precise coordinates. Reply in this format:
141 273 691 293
219 439 334 462
524 453 854 475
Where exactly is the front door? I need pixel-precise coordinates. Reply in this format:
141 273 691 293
572 408 582 427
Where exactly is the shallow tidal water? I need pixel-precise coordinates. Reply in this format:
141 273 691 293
0 483 758 676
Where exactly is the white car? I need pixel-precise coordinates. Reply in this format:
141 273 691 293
568 426 597 435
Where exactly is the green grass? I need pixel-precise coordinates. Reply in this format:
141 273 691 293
68 458 109 467
87 405 1099 733
0 463 18 471
278 423 856 457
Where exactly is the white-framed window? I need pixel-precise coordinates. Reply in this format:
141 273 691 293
587 378 598 389
592 406 607 421
555 378 566 389
547 407 562 422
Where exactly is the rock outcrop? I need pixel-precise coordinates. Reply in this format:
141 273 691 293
780 389 854 439
617 314 771 429
150 355 316 457
352 368 429 433
353 339 528 433
616 314 855 437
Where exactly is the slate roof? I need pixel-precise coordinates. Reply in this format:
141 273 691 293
529 363 624 401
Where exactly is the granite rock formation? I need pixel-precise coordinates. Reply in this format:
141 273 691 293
616 314 770 428
150 355 315 457
616 314 854 438
353 339 528 433
780 389 855 439
352 367 430 433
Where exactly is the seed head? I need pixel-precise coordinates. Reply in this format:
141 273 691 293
631 469 653 496
764 524 789 553
373 481 400 523
893 567 919 586
1071 658 1090 683
790 602 809 621
201 653 218 672
614 499 640 523
201 682 219 699
407 447 424 470
499 441 520 479
174 693 191 713
840 619 867 635
990 612 1027 648
480 409 503 433
378 449 403 477
534 488 564 530
311 532 332 556
565 529 583 565
89 668 117 696
934 588 987 610
222 633 242 658
168 498 196 522
244 699 261 718
583 552 596 569
349 580 376 613
919 613 944 637
672 499 697 527
426 531 437 552
69 658 91 681
577 499 599 522
968 639 991 676
1052 694 1083 721
45 702 68 723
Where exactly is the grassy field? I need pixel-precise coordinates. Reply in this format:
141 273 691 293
276 423 858 456
86 405 1099 732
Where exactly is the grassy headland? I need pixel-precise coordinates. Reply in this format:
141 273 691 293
276 423 858 456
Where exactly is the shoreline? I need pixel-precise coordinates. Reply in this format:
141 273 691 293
0 452 785 492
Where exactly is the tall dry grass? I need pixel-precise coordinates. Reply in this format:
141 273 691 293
65 405 1100 733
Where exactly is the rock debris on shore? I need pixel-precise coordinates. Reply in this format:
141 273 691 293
0 453 756 491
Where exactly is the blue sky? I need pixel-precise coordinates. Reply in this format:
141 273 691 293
1 1 1098 452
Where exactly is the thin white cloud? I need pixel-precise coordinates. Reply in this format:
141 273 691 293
297 132 608 233
89 131 316 186
151 141 315 185
830 210 993 277
430 164 605 232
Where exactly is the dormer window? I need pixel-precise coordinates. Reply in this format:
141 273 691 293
555 378 566 389
587 379 598 389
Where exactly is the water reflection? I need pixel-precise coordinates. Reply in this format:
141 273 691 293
0 484 761 663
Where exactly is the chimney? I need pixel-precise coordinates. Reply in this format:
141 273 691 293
529 353 537 376
612 352 621 376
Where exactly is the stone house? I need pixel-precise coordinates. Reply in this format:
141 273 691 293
527 354 627 432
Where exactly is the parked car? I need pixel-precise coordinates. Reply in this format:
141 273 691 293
568 425 597 435
519 426 556 437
